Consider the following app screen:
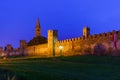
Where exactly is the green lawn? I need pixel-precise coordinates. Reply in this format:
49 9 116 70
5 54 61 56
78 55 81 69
0 56 120 80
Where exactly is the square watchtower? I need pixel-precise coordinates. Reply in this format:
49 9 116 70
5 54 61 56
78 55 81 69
83 27 90 38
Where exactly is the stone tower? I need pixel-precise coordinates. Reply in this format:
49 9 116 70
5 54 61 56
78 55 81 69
20 40 27 55
20 40 27 49
83 27 90 38
48 30 58 57
35 18 41 37
0 47 3 55
5 44 13 56
5 44 13 51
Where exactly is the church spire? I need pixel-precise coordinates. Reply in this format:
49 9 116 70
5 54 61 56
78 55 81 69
35 18 41 37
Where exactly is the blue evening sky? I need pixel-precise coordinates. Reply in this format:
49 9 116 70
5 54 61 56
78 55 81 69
0 0 120 48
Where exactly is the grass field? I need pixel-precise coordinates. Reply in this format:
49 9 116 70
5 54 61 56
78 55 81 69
0 56 120 80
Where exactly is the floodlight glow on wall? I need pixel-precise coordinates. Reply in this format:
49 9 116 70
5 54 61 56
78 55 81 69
59 46 63 56
59 46 63 50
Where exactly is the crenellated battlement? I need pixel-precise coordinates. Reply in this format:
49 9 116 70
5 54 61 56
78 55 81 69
57 30 120 44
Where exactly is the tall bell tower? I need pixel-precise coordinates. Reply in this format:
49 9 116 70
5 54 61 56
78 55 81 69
35 18 41 37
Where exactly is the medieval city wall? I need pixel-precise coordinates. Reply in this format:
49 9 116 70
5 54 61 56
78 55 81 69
4 19 120 57
24 43 49 57
23 30 120 57
55 30 120 56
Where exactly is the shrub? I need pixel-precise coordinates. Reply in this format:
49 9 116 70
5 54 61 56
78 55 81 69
93 43 106 56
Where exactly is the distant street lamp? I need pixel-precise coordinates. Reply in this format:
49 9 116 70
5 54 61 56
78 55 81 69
59 46 63 56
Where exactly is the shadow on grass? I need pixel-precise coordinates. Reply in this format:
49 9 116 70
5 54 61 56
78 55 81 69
0 69 27 80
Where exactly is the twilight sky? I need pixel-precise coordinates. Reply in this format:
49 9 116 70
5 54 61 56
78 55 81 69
0 0 120 48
